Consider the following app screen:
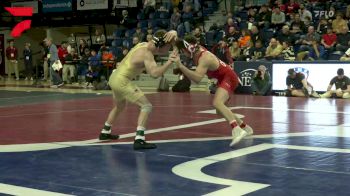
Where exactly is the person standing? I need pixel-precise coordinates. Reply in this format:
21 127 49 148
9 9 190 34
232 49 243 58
6 40 19 80
23 43 33 80
44 38 63 88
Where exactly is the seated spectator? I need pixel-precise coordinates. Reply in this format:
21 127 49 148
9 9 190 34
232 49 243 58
341 47 350 61
133 27 145 42
238 29 251 48
320 68 350 99
146 34 153 42
336 26 350 52
58 41 68 65
297 40 326 61
298 4 312 23
265 38 283 60
132 36 141 46
116 47 129 65
193 27 206 46
277 25 296 45
251 65 272 96
332 12 348 34
88 49 102 82
297 26 321 53
271 7 286 30
143 0 156 19
256 5 271 29
290 13 306 34
225 26 241 44
211 39 233 65
250 40 266 61
238 40 254 61
77 48 90 84
229 40 241 61
120 10 136 29
281 41 295 61
250 25 266 45
170 7 181 30
286 68 319 97
285 0 299 18
93 29 106 51
78 39 89 57
321 27 337 52
224 18 239 35
63 48 78 84
177 4 194 37
101 49 115 80
317 17 331 35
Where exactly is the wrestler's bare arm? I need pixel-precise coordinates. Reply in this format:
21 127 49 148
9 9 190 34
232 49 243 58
174 53 209 84
144 50 174 78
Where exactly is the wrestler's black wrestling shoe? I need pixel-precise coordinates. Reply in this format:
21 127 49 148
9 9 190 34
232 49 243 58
133 139 157 150
99 133 119 140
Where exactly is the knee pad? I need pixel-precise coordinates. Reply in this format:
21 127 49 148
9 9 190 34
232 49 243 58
141 104 152 113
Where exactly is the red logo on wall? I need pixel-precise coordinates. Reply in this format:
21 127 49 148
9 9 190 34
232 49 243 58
5 7 33 37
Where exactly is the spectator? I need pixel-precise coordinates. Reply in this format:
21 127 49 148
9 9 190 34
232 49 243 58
298 4 312 23
58 41 68 65
224 18 238 35
332 12 348 34
143 0 156 19
281 41 296 61
133 27 145 42
238 40 254 61
317 17 331 34
40 41 49 81
88 49 102 83
271 7 286 30
251 65 272 96
285 0 299 18
5 40 19 80
297 40 326 61
290 13 306 34
77 48 90 84
44 38 63 88
286 68 319 97
256 5 271 29
238 29 251 48
211 39 233 65
78 39 89 57
177 4 194 36
265 38 283 60
336 26 350 52
62 48 78 84
320 68 350 99
321 27 337 52
277 25 296 45
146 34 153 42
132 36 141 46
94 29 106 51
23 42 33 81
229 40 241 61
250 40 266 61
250 25 266 45
101 49 115 80
297 26 321 54
170 7 181 30
225 26 240 44
120 10 135 29
193 27 206 46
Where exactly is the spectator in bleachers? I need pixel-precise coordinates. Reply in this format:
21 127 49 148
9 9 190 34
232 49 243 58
336 26 350 52
250 25 266 45
77 48 90 84
274 0 286 12
132 36 141 47
146 34 153 42
251 65 271 96
332 13 348 34
271 7 286 30
321 27 337 53
58 41 69 65
229 40 241 61
133 27 145 42
120 10 135 29
265 38 283 60
256 5 271 29
94 29 106 52
23 42 33 81
247 8 258 24
238 29 251 48
298 4 312 23
285 0 300 18
62 48 78 84
193 27 206 46
116 47 129 65
320 68 350 99
143 0 156 19
303 16 312 30
211 38 233 65
170 7 181 30
297 40 326 61
277 25 296 45
297 26 321 53
290 13 306 34
238 40 254 61
224 18 239 35
88 49 102 83
225 26 241 44
177 4 194 36
78 39 89 57
250 40 266 61
281 41 296 61
101 49 115 80
317 17 331 34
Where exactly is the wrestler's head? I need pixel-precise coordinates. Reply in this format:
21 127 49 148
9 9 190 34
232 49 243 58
151 29 172 55
175 34 199 58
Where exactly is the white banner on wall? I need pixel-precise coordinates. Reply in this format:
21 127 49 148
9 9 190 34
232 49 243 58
113 0 137 8
77 0 108 10
272 63 350 91
11 1 39 14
